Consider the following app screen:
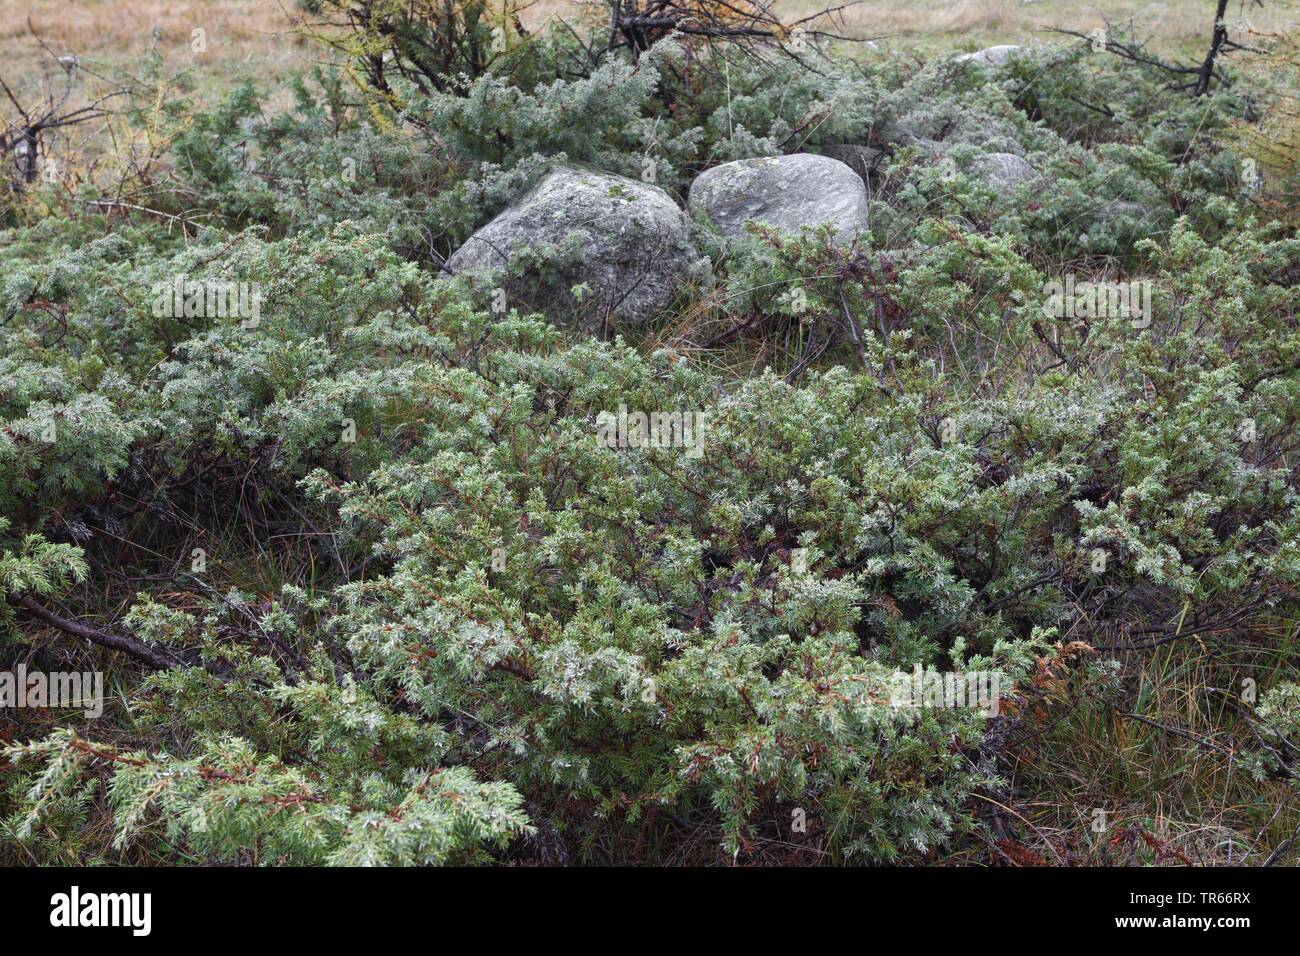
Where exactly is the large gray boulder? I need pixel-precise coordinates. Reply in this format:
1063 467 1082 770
446 167 703 328
968 152 1039 188
688 154 869 246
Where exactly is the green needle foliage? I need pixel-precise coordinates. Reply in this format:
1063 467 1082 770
2 24 1298 865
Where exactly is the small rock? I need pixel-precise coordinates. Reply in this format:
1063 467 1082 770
954 45 1023 67
688 153 869 246
968 152 1039 188
896 132 950 156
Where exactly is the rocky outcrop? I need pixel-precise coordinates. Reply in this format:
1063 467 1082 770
687 153 869 246
446 167 704 328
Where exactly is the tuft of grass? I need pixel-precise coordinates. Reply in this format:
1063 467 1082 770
1009 629 1300 866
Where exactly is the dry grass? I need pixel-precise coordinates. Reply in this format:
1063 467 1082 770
3 0 1298 89
814 0 1298 54
1007 634 1300 866
0 0 320 90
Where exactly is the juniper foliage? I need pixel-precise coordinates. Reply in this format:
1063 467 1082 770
2 29 1298 866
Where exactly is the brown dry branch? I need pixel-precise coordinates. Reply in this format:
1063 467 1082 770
0 19 126 193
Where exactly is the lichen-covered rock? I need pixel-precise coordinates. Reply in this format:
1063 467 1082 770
445 166 704 328
688 154 869 246
968 152 1039 188
954 45 1022 67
